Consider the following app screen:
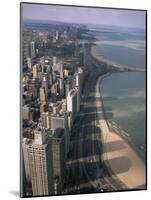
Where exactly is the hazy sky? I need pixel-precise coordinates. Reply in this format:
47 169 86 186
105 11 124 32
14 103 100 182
22 3 146 29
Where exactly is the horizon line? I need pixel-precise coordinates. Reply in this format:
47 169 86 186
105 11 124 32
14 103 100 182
23 18 145 30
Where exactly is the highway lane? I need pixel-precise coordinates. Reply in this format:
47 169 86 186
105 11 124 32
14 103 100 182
65 65 112 193
81 73 118 192
65 50 127 193
66 68 97 192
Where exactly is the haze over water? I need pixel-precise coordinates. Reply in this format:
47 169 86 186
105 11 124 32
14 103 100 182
89 25 146 158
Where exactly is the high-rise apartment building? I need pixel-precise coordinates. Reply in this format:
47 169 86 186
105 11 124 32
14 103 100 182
27 57 32 69
67 88 79 123
22 105 30 120
33 64 38 79
23 129 54 196
24 43 31 59
22 138 32 182
58 78 64 97
41 112 51 129
59 63 64 79
53 56 57 66
30 41 36 58
40 87 46 103
42 76 48 98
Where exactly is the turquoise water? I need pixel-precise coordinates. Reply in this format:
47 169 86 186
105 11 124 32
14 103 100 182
92 28 146 158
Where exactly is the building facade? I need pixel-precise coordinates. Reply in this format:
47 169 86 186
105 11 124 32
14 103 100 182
22 129 54 196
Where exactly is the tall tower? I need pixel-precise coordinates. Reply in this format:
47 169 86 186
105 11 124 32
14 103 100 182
52 128 66 193
30 41 36 58
23 129 54 196
55 30 59 41
27 57 32 69
53 56 57 66
22 138 31 183
58 78 64 97
59 63 64 79
40 57 45 73
42 76 48 98
24 43 31 59
67 88 78 121
41 112 51 129
40 87 46 103
33 64 38 78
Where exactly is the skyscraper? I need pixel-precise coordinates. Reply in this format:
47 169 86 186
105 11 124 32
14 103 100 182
22 105 30 120
32 64 38 78
22 138 32 183
23 129 54 196
30 41 36 58
55 30 59 41
27 57 32 69
41 112 51 129
58 78 64 97
67 88 79 123
52 128 66 193
42 76 48 98
24 43 31 59
65 80 72 97
40 57 45 73
59 63 64 79
40 87 46 103
53 56 57 66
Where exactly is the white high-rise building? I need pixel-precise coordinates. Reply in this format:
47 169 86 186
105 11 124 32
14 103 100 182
53 56 57 66
22 129 54 196
67 88 79 123
42 76 48 97
40 57 45 72
75 73 80 87
59 63 64 78
33 64 38 78
41 112 51 129
22 105 30 120
55 30 59 41
27 57 32 69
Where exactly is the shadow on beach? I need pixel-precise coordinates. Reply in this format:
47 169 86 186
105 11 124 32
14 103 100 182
105 156 131 174
103 140 127 153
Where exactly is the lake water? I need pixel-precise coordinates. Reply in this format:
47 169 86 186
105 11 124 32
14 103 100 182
89 25 146 158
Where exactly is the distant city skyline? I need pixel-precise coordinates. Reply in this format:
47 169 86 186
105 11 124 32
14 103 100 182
22 3 146 29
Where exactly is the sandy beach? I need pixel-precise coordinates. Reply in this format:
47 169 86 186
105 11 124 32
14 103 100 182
91 46 144 72
91 46 118 66
93 48 146 189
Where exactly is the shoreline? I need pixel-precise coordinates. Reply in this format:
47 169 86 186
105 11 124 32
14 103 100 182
91 45 120 67
91 46 146 189
91 45 145 72
95 75 146 189
107 120 146 163
91 45 146 161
